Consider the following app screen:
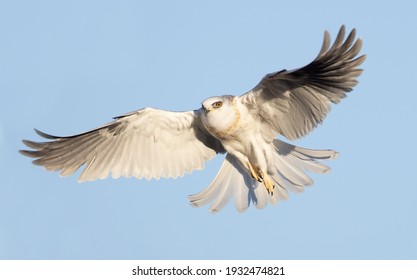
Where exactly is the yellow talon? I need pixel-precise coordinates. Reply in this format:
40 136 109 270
247 163 275 195
247 161 262 182
259 170 275 196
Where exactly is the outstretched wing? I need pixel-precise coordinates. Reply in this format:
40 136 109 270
20 108 224 182
240 25 366 141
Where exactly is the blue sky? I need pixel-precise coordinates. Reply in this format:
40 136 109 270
1 0 416 259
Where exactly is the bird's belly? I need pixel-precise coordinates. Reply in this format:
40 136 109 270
223 128 269 163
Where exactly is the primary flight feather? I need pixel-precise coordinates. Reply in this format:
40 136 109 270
20 25 366 212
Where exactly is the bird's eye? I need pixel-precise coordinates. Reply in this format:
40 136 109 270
212 101 223 109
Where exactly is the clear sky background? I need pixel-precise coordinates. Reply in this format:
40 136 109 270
1 0 416 260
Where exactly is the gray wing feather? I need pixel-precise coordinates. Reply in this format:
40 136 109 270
240 25 366 141
20 108 224 182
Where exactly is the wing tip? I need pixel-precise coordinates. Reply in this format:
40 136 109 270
19 149 36 158
331 151 340 160
34 128 59 139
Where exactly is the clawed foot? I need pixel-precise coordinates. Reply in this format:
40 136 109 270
247 162 275 196
259 169 275 196
248 161 263 183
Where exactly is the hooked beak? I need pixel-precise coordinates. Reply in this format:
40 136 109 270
202 105 211 113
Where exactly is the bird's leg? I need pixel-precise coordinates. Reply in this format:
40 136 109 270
247 162 275 195
247 161 263 182
259 169 275 196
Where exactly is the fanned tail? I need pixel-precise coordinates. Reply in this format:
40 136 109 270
270 139 338 193
188 139 338 213
188 154 255 213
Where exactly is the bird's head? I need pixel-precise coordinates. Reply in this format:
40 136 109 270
201 95 234 114
200 95 238 137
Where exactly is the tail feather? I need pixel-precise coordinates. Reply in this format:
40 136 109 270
188 139 338 213
209 165 235 213
253 183 270 208
274 139 339 160
273 171 305 193
189 154 257 213
188 158 230 208
289 158 331 174
272 152 314 186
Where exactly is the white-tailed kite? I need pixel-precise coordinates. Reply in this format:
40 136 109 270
20 26 365 212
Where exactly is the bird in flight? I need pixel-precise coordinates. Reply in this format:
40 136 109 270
20 26 365 212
